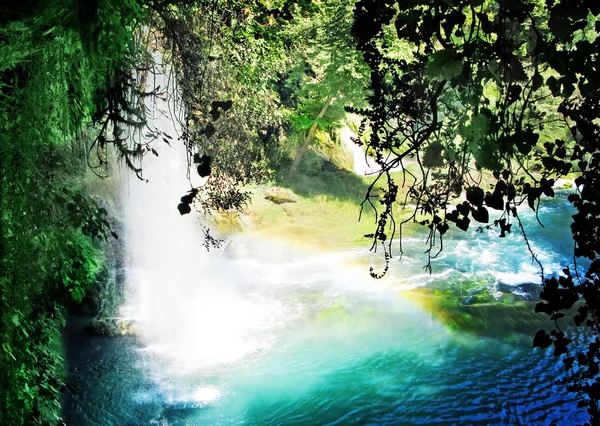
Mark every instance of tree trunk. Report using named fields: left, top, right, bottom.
left=287, top=96, right=335, bottom=180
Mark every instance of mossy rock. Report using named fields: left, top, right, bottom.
left=553, top=178, right=574, bottom=188
left=222, top=240, right=250, bottom=259
left=496, top=282, right=541, bottom=301
left=86, top=318, right=137, bottom=337
left=449, top=302, right=554, bottom=336
left=405, top=289, right=554, bottom=337
left=264, top=187, right=298, bottom=204
left=212, top=210, right=244, bottom=235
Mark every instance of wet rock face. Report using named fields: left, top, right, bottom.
left=459, top=284, right=541, bottom=305
left=85, top=318, right=137, bottom=337
left=496, top=282, right=542, bottom=301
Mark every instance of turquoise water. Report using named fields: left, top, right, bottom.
left=64, top=191, right=588, bottom=425
left=64, top=285, right=585, bottom=425
left=64, top=297, right=586, bottom=425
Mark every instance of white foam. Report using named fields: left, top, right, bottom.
left=191, top=386, right=221, bottom=404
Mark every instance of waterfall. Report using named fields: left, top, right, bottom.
left=340, top=126, right=405, bottom=175
left=119, top=64, right=286, bottom=374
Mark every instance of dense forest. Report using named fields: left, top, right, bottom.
left=1, top=0, right=599, bottom=424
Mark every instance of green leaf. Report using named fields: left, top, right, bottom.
left=485, top=192, right=504, bottom=210
left=455, top=216, right=470, bottom=231
left=461, top=113, right=489, bottom=146
left=424, top=50, right=463, bottom=81
left=422, top=142, right=445, bottom=168
left=466, top=186, right=484, bottom=207
left=532, top=72, right=543, bottom=91
left=437, top=222, right=449, bottom=236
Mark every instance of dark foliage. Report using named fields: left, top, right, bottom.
left=350, top=0, right=600, bottom=421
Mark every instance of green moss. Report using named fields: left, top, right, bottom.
left=225, top=184, right=377, bottom=250
left=406, top=289, right=554, bottom=337
left=213, top=129, right=426, bottom=250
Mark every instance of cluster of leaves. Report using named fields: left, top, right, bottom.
left=81, top=0, right=180, bottom=183
left=283, top=0, right=370, bottom=178
left=155, top=1, right=298, bottom=218
left=0, top=0, right=143, bottom=423
left=350, top=0, right=600, bottom=420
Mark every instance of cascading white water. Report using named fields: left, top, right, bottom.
left=116, top=66, right=309, bottom=413
left=340, top=126, right=406, bottom=175
left=119, top=64, right=289, bottom=373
